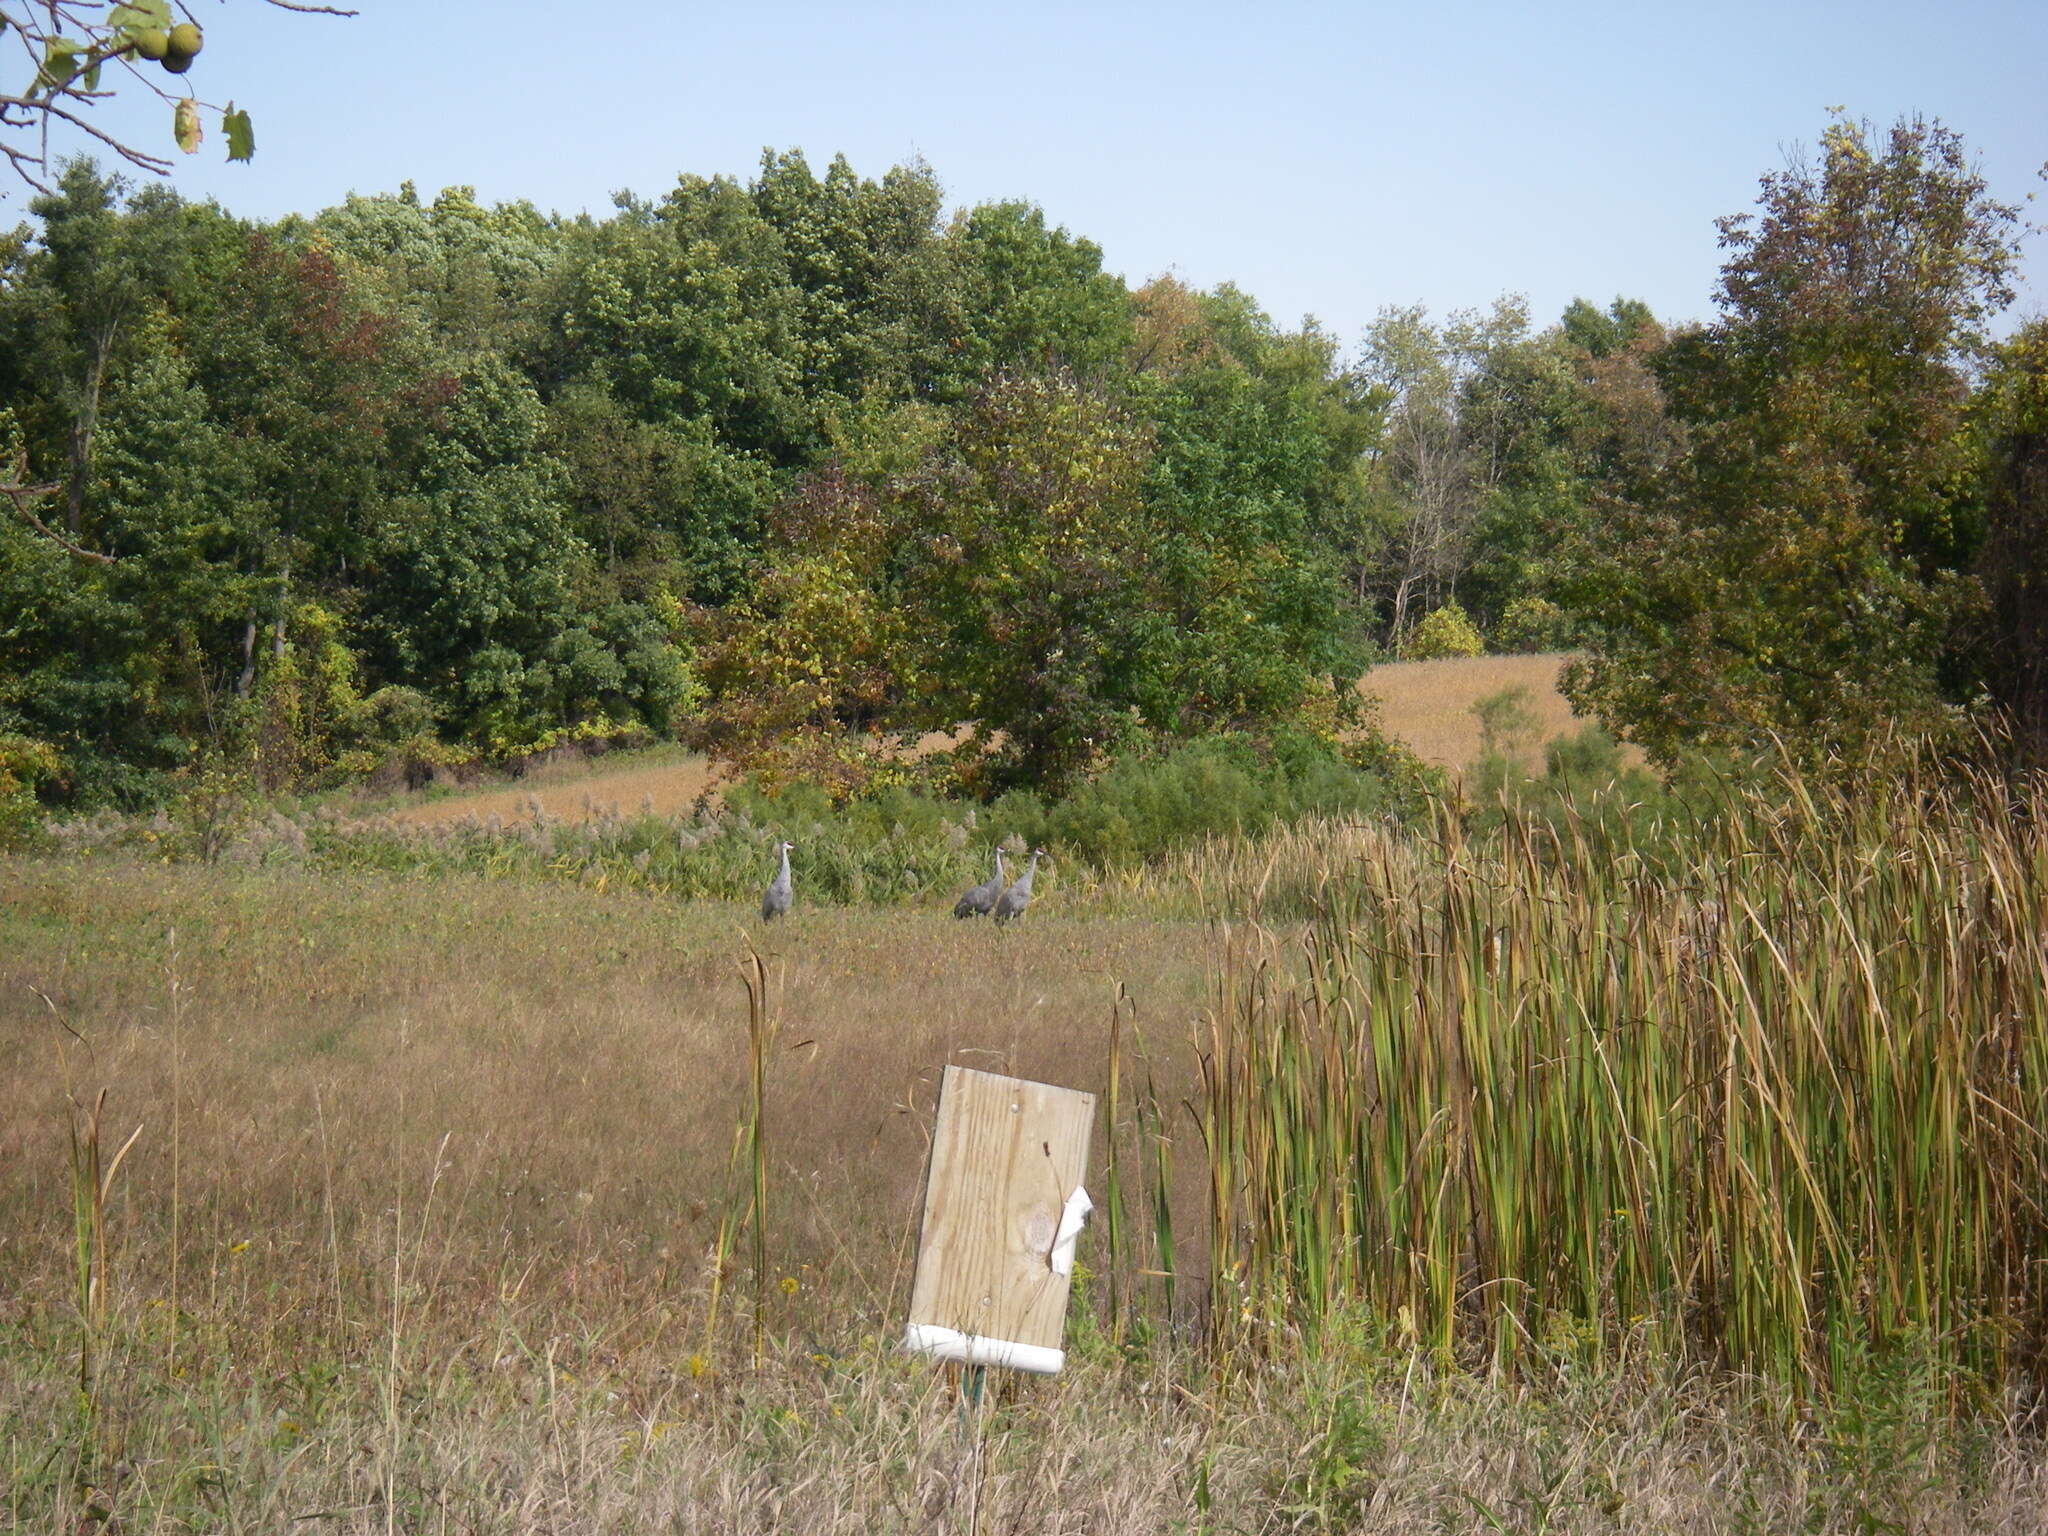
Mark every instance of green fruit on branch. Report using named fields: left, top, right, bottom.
left=161, top=47, right=194, bottom=73
left=167, top=22, right=202, bottom=57
left=133, top=28, right=170, bottom=60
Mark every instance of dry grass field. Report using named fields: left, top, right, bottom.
left=1357, top=652, right=1594, bottom=771
left=0, top=861, right=1243, bottom=1531
left=0, top=861, right=1211, bottom=1277
left=365, top=745, right=726, bottom=830
left=6, top=796, right=2047, bottom=1532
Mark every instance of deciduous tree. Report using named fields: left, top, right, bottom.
left=1354, top=297, right=1529, bottom=641
left=1564, top=114, right=2023, bottom=766
left=1970, top=319, right=2048, bottom=763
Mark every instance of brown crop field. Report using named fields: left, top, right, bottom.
left=1357, top=651, right=1597, bottom=771
left=364, top=744, right=726, bottom=830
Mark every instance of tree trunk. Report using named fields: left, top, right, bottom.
left=238, top=614, right=258, bottom=699
left=1391, top=574, right=1419, bottom=644
left=273, top=561, right=291, bottom=660
left=64, top=328, right=117, bottom=538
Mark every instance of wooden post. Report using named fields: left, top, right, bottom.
left=903, top=1066, right=1097, bottom=1375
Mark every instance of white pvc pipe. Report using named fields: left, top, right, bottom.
left=901, top=1324, right=1065, bottom=1375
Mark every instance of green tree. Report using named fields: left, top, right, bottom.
left=1354, top=297, right=1530, bottom=641
left=0, top=172, right=269, bottom=795
left=952, top=201, right=1132, bottom=380
left=308, top=182, right=561, bottom=360
left=181, top=231, right=433, bottom=702
left=750, top=149, right=972, bottom=409
left=1134, top=356, right=1363, bottom=725
left=704, top=376, right=1152, bottom=793
left=1559, top=296, right=1658, bottom=360
left=0, top=319, right=259, bottom=797
left=5, top=161, right=197, bottom=540
left=1969, top=319, right=2048, bottom=763
left=695, top=460, right=921, bottom=798
left=1564, top=114, right=2023, bottom=766
left=355, top=358, right=693, bottom=754
left=1131, top=277, right=1388, bottom=652
left=546, top=180, right=806, bottom=463
left=902, top=371, right=1163, bottom=786
left=710, top=369, right=1359, bottom=792
left=544, top=380, right=771, bottom=605
left=1459, top=296, right=1675, bottom=631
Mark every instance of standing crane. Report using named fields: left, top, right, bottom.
left=992, top=848, right=1045, bottom=925
left=760, top=840, right=795, bottom=921
left=953, top=847, right=1009, bottom=919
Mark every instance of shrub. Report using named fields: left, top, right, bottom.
left=297, top=735, right=1417, bottom=903
left=1401, top=602, right=1484, bottom=660
left=335, top=686, right=477, bottom=792
left=987, top=737, right=1396, bottom=868
left=1492, top=595, right=1577, bottom=653
left=241, top=604, right=380, bottom=791
left=1464, top=721, right=1721, bottom=869
left=0, top=733, right=60, bottom=849
left=166, top=764, right=259, bottom=864
left=1471, top=685, right=1541, bottom=763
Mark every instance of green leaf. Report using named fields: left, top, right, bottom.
left=173, top=97, right=201, bottom=154
left=39, top=38, right=83, bottom=89
left=223, top=105, right=255, bottom=164
left=82, top=59, right=102, bottom=92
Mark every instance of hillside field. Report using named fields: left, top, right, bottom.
left=1359, top=652, right=1591, bottom=770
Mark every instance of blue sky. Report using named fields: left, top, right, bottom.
left=15, top=0, right=2046, bottom=349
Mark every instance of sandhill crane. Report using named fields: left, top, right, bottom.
left=993, top=848, right=1044, bottom=925
left=761, top=840, right=795, bottom=921
left=953, top=848, right=1009, bottom=919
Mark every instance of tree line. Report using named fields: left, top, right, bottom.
left=1, top=113, right=2041, bottom=820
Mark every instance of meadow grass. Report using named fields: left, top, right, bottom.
left=4, top=766, right=2047, bottom=1531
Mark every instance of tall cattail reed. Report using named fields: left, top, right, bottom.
left=1196, top=764, right=2048, bottom=1401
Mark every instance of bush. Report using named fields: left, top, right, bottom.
left=167, top=764, right=259, bottom=864
left=1464, top=722, right=1721, bottom=869
left=1401, top=603, right=1484, bottom=660
left=0, top=733, right=60, bottom=849
left=988, top=737, right=1396, bottom=868
left=1492, top=595, right=1577, bottom=654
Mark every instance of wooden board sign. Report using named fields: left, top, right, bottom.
left=902, top=1065, right=1097, bottom=1375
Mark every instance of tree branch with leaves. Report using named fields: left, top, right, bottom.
left=1, top=0, right=352, bottom=193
